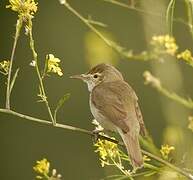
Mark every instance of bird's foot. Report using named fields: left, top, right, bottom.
left=92, top=129, right=104, bottom=143
left=92, top=129, right=114, bottom=143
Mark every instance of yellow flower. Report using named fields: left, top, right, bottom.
left=151, top=35, right=178, bottom=56
left=188, top=116, right=193, bottom=132
left=33, top=158, right=50, bottom=175
left=0, top=60, right=10, bottom=75
left=160, top=144, right=175, bottom=159
left=33, top=158, right=62, bottom=179
left=46, top=54, right=63, bottom=76
left=177, top=49, right=193, bottom=62
left=6, top=0, right=38, bottom=19
left=94, top=138, right=120, bottom=166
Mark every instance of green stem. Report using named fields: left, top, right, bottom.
left=6, top=18, right=23, bottom=109
left=158, top=86, right=193, bottom=109
left=28, top=20, right=55, bottom=125
left=141, top=150, right=193, bottom=179
left=111, top=158, right=133, bottom=179
left=0, top=108, right=192, bottom=179
left=166, top=0, right=176, bottom=35
left=62, top=1, right=131, bottom=59
left=102, top=0, right=190, bottom=31
left=63, top=2, right=116, bottom=50
left=185, top=0, right=193, bottom=39
left=103, top=0, right=162, bottom=17
left=144, top=71, right=193, bottom=109
left=0, top=71, right=8, bottom=76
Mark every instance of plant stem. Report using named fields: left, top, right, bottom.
left=144, top=71, right=193, bottom=109
left=28, top=20, right=55, bottom=125
left=142, top=150, right=193, bottom=179
left=6, top=18, right=23, bottom=109
left=185, top=0, right=193, bottom=39
left=0, top=108, right=192, bottom=179
left=0, top=71, right=8, bottom=76
left=62, top=2, right=115, bottom=50
left=102, top=0, right=191, bottom=31
left=111, top=157, right=133, bottom=179
left=166, top=0, right=176, bottom=35
left=62, top=1, right=133, bottom=60
left=103, top=0, right=162, bottom=17
left=158, top=86, right=193, bottom=109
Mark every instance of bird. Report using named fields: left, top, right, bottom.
left=70, top=63, right=146, bottom=168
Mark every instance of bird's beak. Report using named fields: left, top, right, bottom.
left=70, top=74, right=88, bottom=81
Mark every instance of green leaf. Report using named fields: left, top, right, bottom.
left=10, top=68, right=19, bottom=94
left=54, top=93, right=70, bottom=121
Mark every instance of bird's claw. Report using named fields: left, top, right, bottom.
left=92, top=129, right=103, bottom=143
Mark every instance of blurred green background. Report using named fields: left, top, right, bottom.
left=0, top=0, right=193, bottom=179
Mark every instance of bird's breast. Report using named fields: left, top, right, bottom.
left=89, top=95, right=116, bottom=131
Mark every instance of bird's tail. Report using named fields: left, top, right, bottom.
left=120, top=131, right=143, bottom=168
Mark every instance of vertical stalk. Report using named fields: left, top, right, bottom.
left=166, top=0, right=176, bottom=35
left=28, top=20, right=55, bottom=125
left=185, top=0, right=193, bottom=39
left=6, top=18, right=23, bottom=109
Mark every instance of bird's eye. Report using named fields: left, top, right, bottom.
left=93, top=74, right=98, bottom=79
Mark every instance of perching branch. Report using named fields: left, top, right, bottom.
left=0, top=108, right=192, bottom=179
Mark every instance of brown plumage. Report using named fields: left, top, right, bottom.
left=71, top=63, right=147, bottom=168
left=91, top=80, right=145, bottom=167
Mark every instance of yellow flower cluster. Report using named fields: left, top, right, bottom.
left=33, top=158, right=62, bottom=179
left=160, top=144, right=175, bottom=159
left=177, top=50, right=193, bottom=63
left=0, top=60, right=10, bottom=75
left=151, top=35, right=178, bottom=56
left=33, top=158, right=50, bottom=176
left=188, top=116, right=193, bottom=132
left=94, top=138, right=120, bottom=167
left=46, top=54, right=63, bottom=76
left=6, top=0, right=38, bottom=19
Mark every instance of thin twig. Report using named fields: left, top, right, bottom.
left=0, top=71, right=8, bottom=76
left=102, top=0, right=191, bottom=30
left=61, top=1, right=130, bottom=60
left=0, top=108, right=192, bottom=179
left=158, top=87, right=193, bottom=109
left=143, top=71, right=193, bottom=109
left=142, top=150, right=193, bottom=179
left=185, top=0, right=193, bottom=38
left=103, top=0, right=162, bottom=17
left=28, top=20, right=55, bottom=125
left=6, top=18, right=23, bottom=109
left=166, top=0, right=176, bottom=35
left=62, top=2, right=117, bottom=50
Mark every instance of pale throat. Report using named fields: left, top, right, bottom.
left=85, top=80, right=96, bottom=92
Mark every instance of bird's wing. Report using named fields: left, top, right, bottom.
left=131, top=90, right=147, bottom=136
left=91, top=81, right=140, bottom=133
left=135, top=100, right=147, bottom=136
